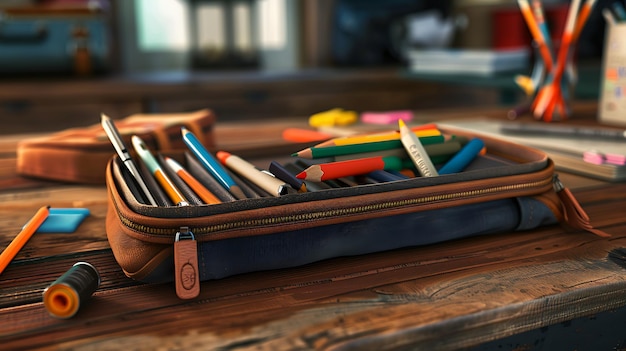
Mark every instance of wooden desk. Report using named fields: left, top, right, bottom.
left=1, top=106, right=625, bottom=350
left=0, top=68, right=500, bottom=135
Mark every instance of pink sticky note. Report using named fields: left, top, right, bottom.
left=583, top=151, right=605, bottom=165
left=605, top=153, right=626, bottom=165
left=361, top=110, right=413, bottom=125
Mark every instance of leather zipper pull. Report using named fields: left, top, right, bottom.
left=553, top=175, right=611, bottom=238
left=174, top=227, right=200, bottom=299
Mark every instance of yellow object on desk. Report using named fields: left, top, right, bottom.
left=309, top=108, right=358, bottom=127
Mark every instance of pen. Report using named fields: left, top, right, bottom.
left=132, top=135, right=189, bottom=206
left=101, top=113, right=157, bottom=206
left=182, top=127, right=247, bottom=200
left=0, top=205, right=50, bottom=275
left=164, top=157, right=221, bottom=205
left=217, top=151, right=289, bottom=197
left=500, top=122, right=626, bottom=140
left=399, top=120, right=438, bottom=177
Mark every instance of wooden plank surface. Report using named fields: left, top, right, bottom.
left=0, top=183, right=624, bottom=350
left=1, top=104, right=625, bottom=350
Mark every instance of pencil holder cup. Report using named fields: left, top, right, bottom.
left=517, top=0, right=594, bottom=122
left=599, top=22, right=626, bottom=126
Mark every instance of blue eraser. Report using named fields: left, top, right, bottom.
left=36, top=208, right=90, bottom=233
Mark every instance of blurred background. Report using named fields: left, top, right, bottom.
left=0, top=0, right=610, bottom=133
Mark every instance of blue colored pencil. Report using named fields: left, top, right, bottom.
left=181, top=127, right=246, bottom=200
left=438, top=138, right=485, bottom=175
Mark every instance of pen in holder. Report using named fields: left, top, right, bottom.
left=516, top=0, right=596, bottom=122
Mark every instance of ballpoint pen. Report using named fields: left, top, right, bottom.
left=131, top=135, right=189, bottom=206
left=101, top=113, right=157, bottom=206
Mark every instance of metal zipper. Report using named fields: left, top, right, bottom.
left=117, top=175, right=554, bottom=241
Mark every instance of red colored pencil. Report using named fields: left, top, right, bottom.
left=296, top=156, right=403, bottom=182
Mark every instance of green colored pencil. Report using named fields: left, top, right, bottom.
left=292, top=135, right=445, bottom=159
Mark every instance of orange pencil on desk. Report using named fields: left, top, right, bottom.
left=164, top=157, right=221, bottom=205
left=132, top=135, right=189, bottom=206
left=0, top=205, right=50, bottom=275
left=296, top=156, right=404, bottom=182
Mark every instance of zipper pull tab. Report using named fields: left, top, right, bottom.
left=174, top=227, right=200, bottom=299
left=553, top=175, right=611, bottom=238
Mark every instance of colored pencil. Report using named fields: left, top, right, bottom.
left=281, top=128, right=332, bottom=143
left=399, top=120, right=438, bottom=177
left=132, top=135, right=189, bottom=206
left=164, top=157, right=221, bottom=204
left=184, top=152, right=237, bottom=202
left=296, top=156, right=404, bottom=181
left=269, top=161, right=307, bottom=192
left=517, top=0, right=554, bottom=73
left=182, top=127, right=246, bottom=200
left=0, top=206, right=50, bottom=275
left=438, top=138, right=485, bottom=175
left=573, top=0, right=597, bottom=40
left=315, top=123, right=440, bottom=147
left=531, top=0, right=553, bottom=49
left=332, top=139, right=462, bottom=163
left=293, top=134, right=445, bottom=159
left=367, top=169, right=407, bottom=182
left=217, top=151, right=289, bottom=197
left=284, top=161, right=330, bottom=191
left=533, top=0, right=581, bottom=121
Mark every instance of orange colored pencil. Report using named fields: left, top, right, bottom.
left=0, top=205, right=50, bottom=275
left=573, top=0, right=597, bottom=41
left=296, top=156, right=404, bottom=181
left=517, top=0, right=553, bottom=73
left=165, top=157, right=221, bottom=205
left=533, top=0, right=581, bottom=121
left=132, top=135, right=188, bottom=206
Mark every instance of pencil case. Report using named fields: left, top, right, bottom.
left=104, top=126, right=607, bottom=299
left=17, top=109, right=216, bottom=184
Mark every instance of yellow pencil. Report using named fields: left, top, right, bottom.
left=316, top=123, right=441, bottom=147
left=0, top=205, right=50, bottom=275
left=399, top=120, right=438, bottom=177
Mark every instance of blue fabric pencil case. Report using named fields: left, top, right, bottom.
left=105, top=126, right=607, bottom=299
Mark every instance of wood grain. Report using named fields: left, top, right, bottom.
left=1, top=103, right=625, bottom=350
